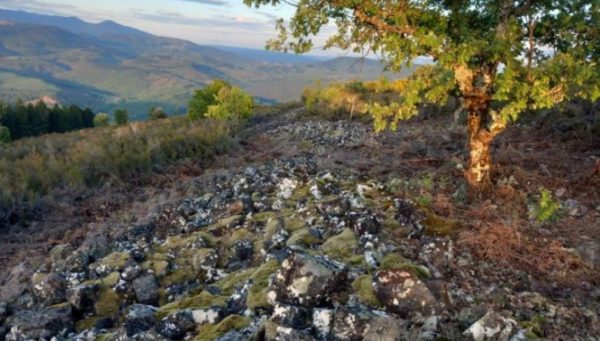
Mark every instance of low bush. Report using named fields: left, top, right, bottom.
left=301, top=77, right=408, bottom=121
left=188, top=80, right=231, bottom=120
left=206, top=86, right=254, bottom=121
left=93, top=113, right=110, bottom=127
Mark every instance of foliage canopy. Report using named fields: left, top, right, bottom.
left=114, top=108, right=129, bottom=125
left=206, top=86, right=254, bottom=121
left=188, top=80, right=231, bottom=120
left=94, top=113, right=111, bottom=127
left=245, top=0, right=599, bottom=195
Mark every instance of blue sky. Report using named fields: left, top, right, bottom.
left=0, top=0, right=343, bottom=54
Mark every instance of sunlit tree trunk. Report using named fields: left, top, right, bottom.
left=465, top=110, right=494, bottom=199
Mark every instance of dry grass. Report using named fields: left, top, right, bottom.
left=458, top=222, right=593, bottom=285
left=0, top=116, right=234, bottom=226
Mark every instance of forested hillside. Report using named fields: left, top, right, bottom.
left=0, top=10, right=411, bottom=120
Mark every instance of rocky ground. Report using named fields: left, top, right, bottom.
left=0, top=107, right=599, bottom=340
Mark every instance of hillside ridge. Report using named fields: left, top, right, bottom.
left=0, top=107, right=598, bottom=340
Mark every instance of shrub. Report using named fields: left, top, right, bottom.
left=531, top=188, right=562, bottom=223
left=302, top=82, right=369, bottom=120
left=188, top=80, right=230, bottom=120
left=149, top=107, right=168, bottom=120
left=114, top=109, right=129, bottom=125
left=94, top=113, right=111, bottom=127
left=0, top=125, right=10, bottom=144
left=206, top=86, right=254, bottom=121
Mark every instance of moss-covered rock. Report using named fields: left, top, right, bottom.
left=92, top=252, right=132, bottom=275
left=247, top=259, right=279, bottom=311
left=75, top=316, right=99, bottom=332
left=352, top=275, right=381, bottom=307
left=159, top=266, right=199, bottom=287
left=95, top=286, right=121, bottom=318
left=193, top=315, right=251, bottom=340
left=286, top=228, right=320, bottom=248
left=141, top=260, right=170, bottom=278
left=156, top=291, right=228, bottom=319
left=213, top=268, right=254, bottom=296
left=283, top=216, right=306, bottom=232
left=379, top=253, right=430, bottom=279
left=321, top=228, right=358, bottom=262
left=422, top=211, right=459, bottom=236
left=227, top=228, right=252, bottom=247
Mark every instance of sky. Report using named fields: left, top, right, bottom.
left=0, top=0, right=340, bottom=55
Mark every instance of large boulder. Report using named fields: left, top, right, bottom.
left=133, top=274, right=160, bottom=305
left=155, top=310, right=196, bottom=340
left=5, top=304, right=74, bottom=340
left=31, top=272, right=68, bottom=305
left=268, top=253, right=347, bottom=307
left=66, top=282, right=100, bottom=313
left=271, top=304, right=312, bottom=329
left=124, top=304, right=157, bottom=337
left=372, top=269, right=438, bottom=318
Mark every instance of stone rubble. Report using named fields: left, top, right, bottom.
left=0, top=118, right=596, bottom=340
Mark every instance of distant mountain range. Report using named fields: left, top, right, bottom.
left=0, top=9, right=415, bottom=119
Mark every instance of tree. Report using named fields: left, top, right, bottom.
left=82, top=108, right=95, bottom=128
left=0, top=125, right=9, bottom=144
left=188, top=79, right=231, bottom=120
left=0, top=125, right=10, bottom=144
left=94, top=113, right=111, bottom=127
left=149, top=106, right=168, bottom=120
left=30, top=102, right=49, bottom=136
left=245, top=0, right=599, bottom=198
left=114, top=109, right=129, bottom=125
left=206, top=86, right=254, bottom=121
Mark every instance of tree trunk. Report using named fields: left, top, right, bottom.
left=465, top=110, right=493, bottom=199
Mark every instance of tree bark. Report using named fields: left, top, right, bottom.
left=465, top=110, right=494, bottom=200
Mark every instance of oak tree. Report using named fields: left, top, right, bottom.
left=245, top=0, right=599, bottom=197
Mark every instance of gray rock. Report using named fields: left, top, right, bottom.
left=373, top=269, right=438, bottom=318
left=191, top=307, right=224, bottom=325
left=66, top=282, right=100, bottom=312
left=0, top=301, right=9, bottom=322
left=133, top=274, right=160, bottom=305
left=0, top=261, right=35, bottom=303
left=463, top=311, right=518, bottom=341
left=272, top=325, right=316, bottom=341
left=268, top=252, right=347, bottom=307
left=124, top=304, right=157, bottom=337
left=271, top=304, right=312, bottom=329
left=563, top=199, right=587, bottom=217
left=363, top=315, right=409, bottom=341
left=226, top=280, right=252, bottom=314
left=121, top=264, right=143, bottom=281
left=331, top=306, right=379, bottom=340
left=129, top=329, right=170, bottom=340
left=394, top=199, right=424, bottom=238
left=348, top=211, right=380, bottom=236
left=575, top=239, right=600, bottom=270
left=5, top=304, right=73, bottom=340
left=231, top=239, right=254, bottom=263
left=155, top=310, right=195, bottom=340
left=312, top=308, right=334, bottom=340
left=31, top=272, right=68, bottom=305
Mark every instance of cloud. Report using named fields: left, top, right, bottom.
left=0, top=0, right=79, bottom=15
left=132, top=9, right=272, bottom=32
left=177, top=0, right=228, bottom=6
